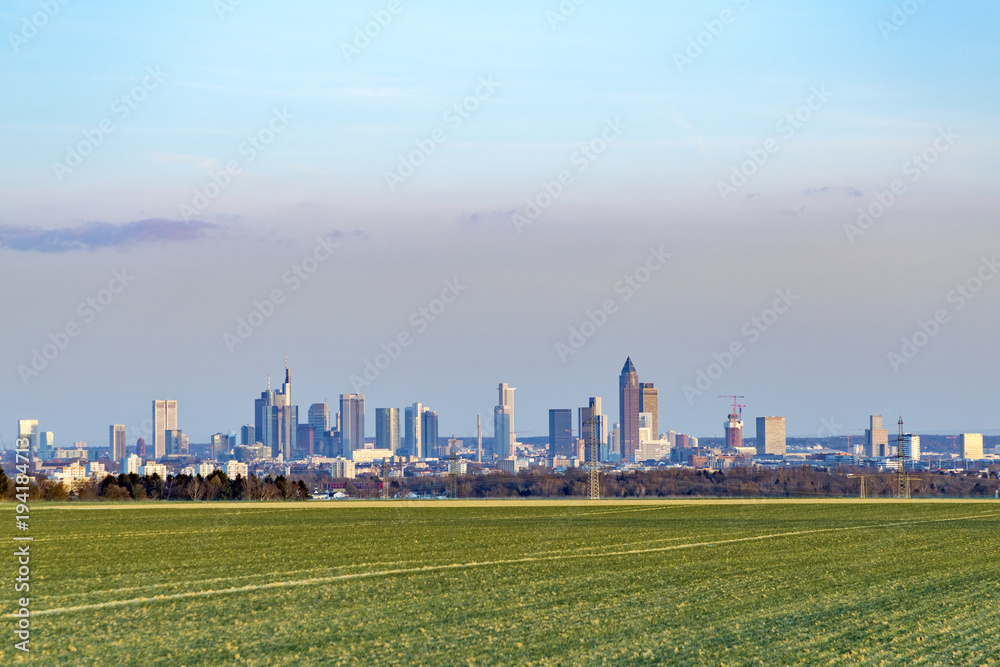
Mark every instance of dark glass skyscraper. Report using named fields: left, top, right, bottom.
left=376, top=407, right=400, bottom=453
left=548, top=409, right=573, bottom=458
left=619, top=357, right=640, bottom=463
left=421, top=409, right=439, bottom=457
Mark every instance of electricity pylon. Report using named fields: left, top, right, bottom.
left=448, top=437, right=459, bottom=499
left=895, top=417, right=910, bottom=499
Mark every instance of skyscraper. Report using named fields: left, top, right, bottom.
left=580, top=397, right=608, bottom=462
left=755, top=416, right=786, bottom=456
left=865, top=415, right=889, bottom=458
left=18, top=419, right=39, bottom=453
left=421, top=409, right=439, bottom=457
left=254, top=366, right=297, bottom=460
left=110, top=424, right=127, bottom=461
left=639, top=382, right=658, bottom=440
left=241, top=425, right=256, bottom=446
left=296, top=424, right=315, bottom=456
left=278, top=365, right=297, bottom=460
left=724, top=409, right=743, bottom=449
left=308, top=403, right=330, bottom=456
left=255, top=389, right=279, bottom=455
left=152, top=400, right=177, bottom=459
left=901, top=434, right=921, bottom=462
left=619, top=358, right=640, bottom=463
left=39, top=431, right=54, bottom=457
left=376, top=408, right=400, bottom=453
left=308, top=403, right=330, bottom=434
left=961, top=433, right=984, bottom=460
left=548, top=409, right=573, bottom=458
left=404, top=403, right=423, bottom=458
left=340, top=394, right=365, bottom=454
left=493, top=383, right=515, bottom=460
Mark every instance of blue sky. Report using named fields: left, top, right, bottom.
left=2, top=0, right=998, bottom=447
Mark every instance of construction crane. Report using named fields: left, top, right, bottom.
left=718, top=395, right=746, bottom=419
left=834, top=428, right=865, bottom=455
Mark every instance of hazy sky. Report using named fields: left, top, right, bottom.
left=2, top=0, right=998, bottom=448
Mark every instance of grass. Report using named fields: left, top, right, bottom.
left=5, top=499, right=1000, bottom=665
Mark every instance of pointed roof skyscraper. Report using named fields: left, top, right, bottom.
left=622, top=357, right=636, bottom=374
left=619, top=357, right=640, bottom=463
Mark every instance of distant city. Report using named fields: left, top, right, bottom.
left=9, top=356, right=999, bottom=490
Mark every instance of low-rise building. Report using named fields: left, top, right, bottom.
left=635, top=439, right=672, bottom=462
left=53, top=463, right=89, bottom=486
left=350, top=448, right=394, bottom=464
left=496, top=458, right=529, bottom=474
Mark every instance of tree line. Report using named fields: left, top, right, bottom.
left=0, top=468, right=310, bottom=501
left=379, top=466, right=1000, bottom=499
left=2, top=465, right=999, bottom=501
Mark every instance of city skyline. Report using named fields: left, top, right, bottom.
left=3, top=1, right=999, bottom=449
left=9, top=354, right=999, bottom=452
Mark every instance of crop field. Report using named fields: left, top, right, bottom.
left=5, top=500, right=1000, bottom=665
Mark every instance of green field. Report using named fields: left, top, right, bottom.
left=6, top=500, right=1000, bottom=665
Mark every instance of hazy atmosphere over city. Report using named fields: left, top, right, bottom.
left=3, top=0, right=998, bottom=447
